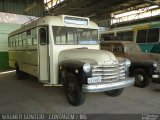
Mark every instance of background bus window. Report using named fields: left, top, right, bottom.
left=147, top=28, right=159, bottom=43
left=117, top=32, right=124, bottom=40
left=101, top=33, right=114, bottom=40
left=137, top=29, right=147, bottom=43
left=27, top=29, right=32, bottom=46
left=117, top=31, right=133, bottom=41
left=113, top=44, right=124, bottom=53
left=125, top=31, right=133, bottom=41
left=32, top=28, right=37, bottom=45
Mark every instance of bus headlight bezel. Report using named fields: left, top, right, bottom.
left=125, top=59, right=131, bottom=67
left=83, top=63, right=91, bottom=73
left=153, top=62, right=158, bottom=68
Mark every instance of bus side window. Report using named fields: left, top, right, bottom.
left=15, top=35, right=19, bottom=47
left=27, top=29, right=32, bottom=46
left=32, top=28, right=37, bottom=45
left=8, top=37, right=11, bottom=47
left=39, top=27, right=47, bottom=45
left=22, top=32, right=27, bottom=46
left=13, top=36, right=15, bottom=47
left=18, top=34, right=22, bottom=46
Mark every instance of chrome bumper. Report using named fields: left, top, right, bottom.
left=152, top=74, right=160, bottom=79
left=82, top=77, right=135, bottom=92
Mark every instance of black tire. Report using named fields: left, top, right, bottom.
left=16, top=68, right=23, bottom=80
left=152, top=78, right=160, bottom=84
left=16, top=66, right=28, bottom=80
left=105, top=88, right=124, bottom=97
left=134, top=69, right=150, bottom=88
left=64, top=73, right=85, bottom=106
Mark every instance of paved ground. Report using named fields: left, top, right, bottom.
left=0, top=70, right=160, bottom=114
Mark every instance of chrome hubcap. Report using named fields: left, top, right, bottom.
left=137, top=74, right=144, bottom=81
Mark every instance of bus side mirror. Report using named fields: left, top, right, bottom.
left=39, top=27, right=47, bottom=45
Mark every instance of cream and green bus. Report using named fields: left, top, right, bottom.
left=8, top=15, right=134, bottom=106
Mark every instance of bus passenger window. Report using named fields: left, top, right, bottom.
left=39, top=27, right=47, bottom=45
left=8, top=37, right=11, bottom=47
left=32, top=28, right=37, bottom=44
left=67, top=27, right=77, bottom=44
left=12, top=36, right=15, bottom=47
left=15, top=35, right=19, bottom=46
left=22, top=32, right=27, bottom=46
left=27, top=30, right=32, bottom=46
left=18, top=34, right=22, bottom=46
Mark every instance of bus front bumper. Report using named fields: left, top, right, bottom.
left=152, top=74, right=160, bottom=79
left=82, top=77, right=135, bottom=93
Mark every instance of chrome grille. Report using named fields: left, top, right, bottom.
left=92, top=63, right=126, bottom=82
left=158, top=63, right=160, bottom=72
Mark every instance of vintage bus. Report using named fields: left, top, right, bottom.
left=100, top=21, right=160, bottom=53
left=8, top=15, right=134, bottom=106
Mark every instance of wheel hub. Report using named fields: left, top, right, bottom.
left=137, top=74, right=144, bottom=81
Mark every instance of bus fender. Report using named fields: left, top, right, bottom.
left=59, top=59, right=94, bottom=86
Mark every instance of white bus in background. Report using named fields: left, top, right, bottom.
left=8, top=15, right=134, bottom=106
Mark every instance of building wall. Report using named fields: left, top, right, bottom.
left=0, top=0, right=44, bottom=17
left=0, top=23, right=21, bottom=69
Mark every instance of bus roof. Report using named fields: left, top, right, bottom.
left=9, top=15, right=98, bottom=36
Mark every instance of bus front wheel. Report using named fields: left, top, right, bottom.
left=16, top=68, right=23, bottom=80
left=15, top=64, right=28, bottom=80
left=64, top=73, right=85, bottom=106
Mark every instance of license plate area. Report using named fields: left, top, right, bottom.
left=87, top=76, right=102, bottom=84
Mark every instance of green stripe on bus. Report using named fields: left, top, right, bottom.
left=150, top=23, right=160, bottom=28
left=0, top=52, right=9, bottom=69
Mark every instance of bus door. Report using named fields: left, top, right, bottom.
left=38, top=27, right=49, bottom=82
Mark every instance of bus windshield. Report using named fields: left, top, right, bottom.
left=53, top=26, right=98, bottom=45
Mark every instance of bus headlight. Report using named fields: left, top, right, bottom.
left=153, top=62, right=158, bottom=68
left=125, top=59, right=131, bottom=67
left=83, top=63, right=91, bottom=73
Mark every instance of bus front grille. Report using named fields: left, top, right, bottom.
left=92, top=63, right=126, bottom=82
left=158, top=63, right=160, bottom=72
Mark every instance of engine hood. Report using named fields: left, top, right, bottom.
left=129, top=52, right=160, bottom=63
left=59, top=48, right=118, bottom=65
